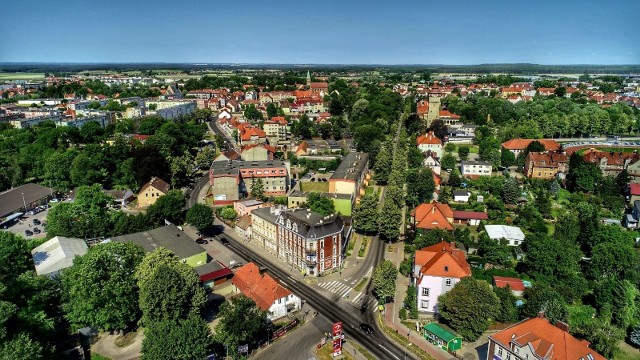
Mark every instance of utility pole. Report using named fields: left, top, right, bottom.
left=21, top=192, right=27, bottom=212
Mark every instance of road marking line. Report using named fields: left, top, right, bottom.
left=341, top=289, right=351, bottom=298
left=351, top=280, right=357, bottom=285
left=378, top=344, right=400, bottom=360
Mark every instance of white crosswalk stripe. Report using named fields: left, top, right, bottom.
left=318, top=280, right=353, bottom=297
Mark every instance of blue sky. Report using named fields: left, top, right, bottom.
left=1, top=0, right=638, bottom=64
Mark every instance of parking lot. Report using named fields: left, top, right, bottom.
left=181, top=224, right=245, bottom=269
left=3, top=206, right=50, bottom=240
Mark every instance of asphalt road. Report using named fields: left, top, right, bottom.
left=254, top=313, right=332, bottom=360
left=214, top=230, right=412, bottom=360
left=188, top=174, right=210, bottom=208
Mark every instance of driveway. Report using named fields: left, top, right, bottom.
left=91, top=331, right=143, bottom=360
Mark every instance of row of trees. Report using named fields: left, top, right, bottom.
left=443, top=94, right=640, bottom=138
left=0, top=111, right=208, bottom=193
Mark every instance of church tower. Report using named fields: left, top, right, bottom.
left=306, top=70, right=311, bottom=86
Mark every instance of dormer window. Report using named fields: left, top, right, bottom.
left=293, top=223, right=298, bottom=232
left=286, top=219, right=291, bottom=229
left=444, top=266, right=448, bottom=272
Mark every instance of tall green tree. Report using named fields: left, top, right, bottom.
left=353, top=193, right=379, bottom=234
left=135, top=248, right=206, bottom=324
left=142, top=316, right=214, bottom=360
left=146, top=190, right=186, bottom=224
left=373, top=141, right=392, bottom=185
left=195, top=146, right=217, bottom=169
left=186, top=203, right=214, bottom=232
left=372, top=260, right=398, bottom=303
left=494, top=286, right=519, bottom=323
left=438, top=278, right=500, bottom=341
left=61, top=242, right=146, bottom=331
left=0, top=332, right=48, bottom=360
left=521, top=285, right=568, bottom=325
left=378, top=198, right=401, bottom=240
left=214, top=296, right=268, bottom=359
left=501, top=177, right=520, bottom=204
left=250, top=178, right=265, bottom=200
left=304, top=192, right=335, bottom=216
left=440, top=153, right=456, bottom=170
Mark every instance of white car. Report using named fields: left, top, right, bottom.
left=49, top=198, right=60, bottom=203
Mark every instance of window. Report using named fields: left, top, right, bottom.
left=445, top=278, right=452, bottom=286
left=444, top=266, right=448, bottom=272
left=421, top=288, right=429, bottom=296
left=506, top=354, right=511, bottom=360
left=420, top=300, right=429, bottom=309
left=498, top=348, right=503, bottom=356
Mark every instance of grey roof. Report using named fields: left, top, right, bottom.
left=210, top=159, right=288, bottom=176
left=238, top=199, right=264, bottom=207
left=330, top=152, right=369, bottom=181
left=0, top=183, right=53, bottom=218
left=453, top=190, right=470, bottom=196
left=194, top=260, right=227, bottom=276
left=251, top=206, right=284, bottom=223
left=288, top=191, right=352, bottom=200
left=461, top=160, right=493, bottom=166
left=281, top=208, right=344, bottom=239
left=31, top=236, right=88, bottom=277
left=109, top=224, right=205, bottom=260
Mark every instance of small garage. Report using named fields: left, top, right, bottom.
left=196, top=261, right=233, bottom=289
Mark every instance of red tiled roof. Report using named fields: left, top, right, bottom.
left=439, top=109, right=460, bottom=119
left=240, top=127, right=267, bottom=141
left=417, top=131, right=443, bottom=146
left=417, top=100, right=429, bottom=114
left=582, top=148, right=639, bottom=166
left=490, top=317, right=606, bottom=360
left=415, top=241, right=471, bottom=278
left=412, top=202, right=453, bottom=231
left=501, top=139, right=561, bottom=151
left=199, top=261, right=233, bottom=283
left=493, top=276, right=525, bottom=291
left=630, top=183, right=640, bottom=196
left=232, top=262, right=292, bottom=311
left=453, top=211, right=488, bottom=220
left=526, top=152, right=567, bottom=167
left=310, top=82, right=329, bottom=89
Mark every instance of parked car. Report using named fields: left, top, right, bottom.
left=33, top=219, right=41, bottom=225
left=195, top=238, right=208, bottom=245
left=24, top=230, right=33, bottom=236
left=49, top=198, right=60, bottom=203
left=219, top=237, right=230, bottom=246
left=26, top=210, right=36, bottom=215
left=33, top=227, right=41, bottom=234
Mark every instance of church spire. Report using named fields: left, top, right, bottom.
left=306, top=70, right=311, bottom=86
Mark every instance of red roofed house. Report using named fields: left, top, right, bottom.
left=524, top=152, right=568, bottom=180
left=582, top=148, right=639, bottom=177
left=452, top=210, right=488, bottom=226
left=411, top=202, right=454, bottom=231
left=492, top=276, right=525, bottom=297
left=417, top=100, right=429, bottom=117
left=501, top=139, right=561, bottom=157
left=195, top=261, right=233, bottom=289
left=487, top=316, right=606, bottom=360
left=413, top=241, right=471, bottom=313
left=629, top=183, right=640, bottom=204
left=417, top=131, right=444, bottom=158
left=232, top=262, right=302, bottom=320
left=241, top=143, right=276, bottom=161
left=240, top=126, right=267, bottom=145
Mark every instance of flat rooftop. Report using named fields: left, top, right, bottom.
left=330, top=152, right=368, bottom=181
left=109, top=224, right=204, bottom=260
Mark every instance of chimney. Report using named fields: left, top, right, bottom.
left=537, top=311, right=545, bottom=319
left=556, top=321, right=569, bottom=332
left=432, top=206, right=435, bottom=214
left=442, top=246, right=445, bottom=253
left=450, top=242, right=456, bottom=249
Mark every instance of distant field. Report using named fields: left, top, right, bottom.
left=0, top=72, right=45, bottom=80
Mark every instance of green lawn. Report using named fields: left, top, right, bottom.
left=300, top=181, right=330, bottom=192
left=0, top=72, right=45, bottom=80
left=468, top=145, right=479, bottom=154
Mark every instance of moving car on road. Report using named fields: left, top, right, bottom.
left=359, top=323, right=374, bottom=335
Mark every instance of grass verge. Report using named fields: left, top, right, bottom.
left=376, top=315, right=435, bottom=360
left=354, top=277, right=369, bottom=292
left=358, top=236, right=369, bottom=257
left=315, top=342, right=355, bottom=360
left=352, top=342, right=376, bottom=360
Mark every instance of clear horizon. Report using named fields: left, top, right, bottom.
left=1, top=0, right=639, bottom=65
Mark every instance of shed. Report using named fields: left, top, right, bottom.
left=423, top=323, right=462, bottom=352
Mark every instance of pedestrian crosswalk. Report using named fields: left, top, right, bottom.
left=318, top=280, right=352, bottom=298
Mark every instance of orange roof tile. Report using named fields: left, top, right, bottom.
left=490, top=317, right=606, bottom=360
left=412, top=202, right=453, bottom=231
left=232, top=262, right=292, bottom=311
left=493, top=276, right=525, bottom=291
left=439, top=109, right=460, bottom=119
left=415, top=241, right=471, bottom=278
left=417, top=131, right=443, bottom=146
left=501, top=139, right=561, bottom=151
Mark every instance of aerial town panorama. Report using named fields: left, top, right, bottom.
left=1, top=1, right=640, bottom=360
